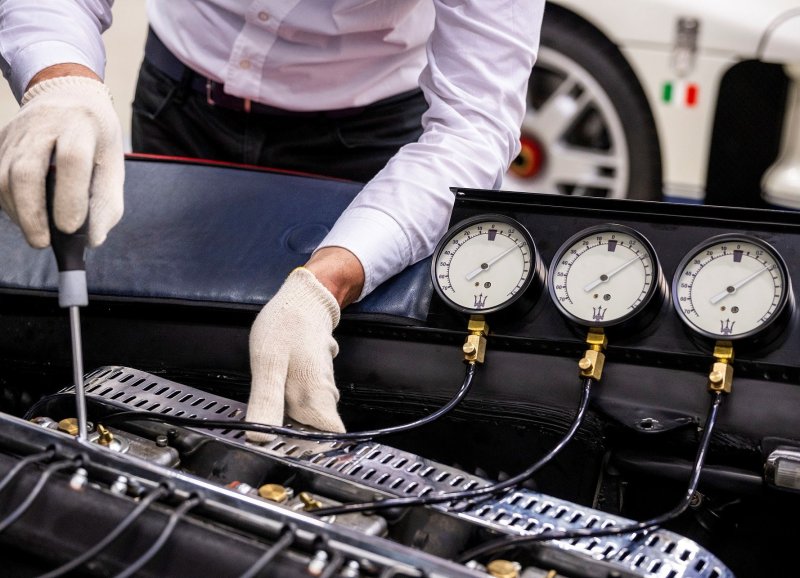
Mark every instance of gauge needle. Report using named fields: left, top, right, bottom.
left=465, top=245, right=518, bottom=281
left=583, top=256, right=639, bottom=292
left=709, top=265, right=772, bottom=304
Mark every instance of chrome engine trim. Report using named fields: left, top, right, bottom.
left=73, top=366, right=734, bottom=578
left=0, top=413, right=480, bottom=578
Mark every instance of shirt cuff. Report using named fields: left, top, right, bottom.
left=317, top=206, right=412, bottom=300
left=9, top=40, right=103, bottom=101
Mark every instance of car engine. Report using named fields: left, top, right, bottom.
left=1, top=158, right=799, bottom=577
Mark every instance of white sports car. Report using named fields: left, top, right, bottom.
left=504, top=0, right=800, bottom=208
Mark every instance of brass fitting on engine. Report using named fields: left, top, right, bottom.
left=298, top=491, right=323, bottom=511
left=96, top=424, right=115, bottom=446
left=578, top=327, right=607, bottom=381
left=708, top=341, right=734, bottom=394
left=259, top=483, right=289, bottom=503
left=57, top=417, right=79, bottom=436
left=462, top=315, right=489, bottom=364
left=486, top=559, right=521, bottom=578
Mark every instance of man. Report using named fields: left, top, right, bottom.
left=0, top=1, right=544, bottom=439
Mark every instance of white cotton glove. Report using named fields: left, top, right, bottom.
left=247, top=267, right=346, bottom=442
left=0, top=76, right=124, bottom=248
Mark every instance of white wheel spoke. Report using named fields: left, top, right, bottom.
left=554, top=146, right=618, bottom=174
left=570, top=175, right=618, bottom=193
left=533, top=86, right=591, bottom=144
left=541, top=145, right=623, bottom=196
left=506, top=47, right=630, bottom=199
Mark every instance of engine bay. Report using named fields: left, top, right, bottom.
left=2, top=158, right=800, bottom=577
left=1, top=367, right=733, bottom=578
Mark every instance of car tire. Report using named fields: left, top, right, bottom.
left=504, top=7, right=662, bottom=201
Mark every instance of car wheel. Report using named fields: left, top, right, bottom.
left=504, top=9, right=662, bottom=200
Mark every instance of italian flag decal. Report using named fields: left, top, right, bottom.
left=662, top=80, right=699, bottom=108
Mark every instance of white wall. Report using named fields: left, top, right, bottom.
left=0, top=1, right=148, bottom=151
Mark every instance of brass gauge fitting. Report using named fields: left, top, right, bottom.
left=708, top=341, right=734, bottom=394
left=462, top=315, right=489, bottom=364
left=578, top=327, right=607, bottom=381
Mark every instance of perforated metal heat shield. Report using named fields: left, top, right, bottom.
left=66, top=366, right=732, bottom=578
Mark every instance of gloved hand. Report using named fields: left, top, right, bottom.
left=0, top=76, right=124, bottom=248
left=246, top=267, right=346, bottom=442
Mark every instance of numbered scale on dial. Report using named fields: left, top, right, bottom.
left=431, top=215, right=545, bottom=316
left=548, top=225, right=666, bottom=328
left=673, top=234, right=793, bottom=341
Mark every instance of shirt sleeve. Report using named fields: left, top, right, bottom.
left=0, top=0, right=113, bottom=101
left=318, top=0, right=545, bottom=299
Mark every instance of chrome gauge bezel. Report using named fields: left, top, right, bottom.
left=431, top=214, right=543, bottom=316
left=547, top=224, right=665, bottom=329
left=671, top=233, right=793, bottom=342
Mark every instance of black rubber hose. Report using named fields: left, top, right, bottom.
left=457, top=391, right=724, bottom=563
left=112, top=495, right=202, bottom=578
left=313, top=377, right=593, bottom=517
left=0, top=449, right=55, bottom=494
left=37, top=485, right=171, bottom=578
left=0, top=458, right=81, bottom=534
left=100, top=363, right=477, bottom=441
left=318, top=550, right=345, bottom=578
left=237, top=527, right=295, bottom=578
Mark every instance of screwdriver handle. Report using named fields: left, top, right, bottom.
left=46, top=158, right=89, bottom=308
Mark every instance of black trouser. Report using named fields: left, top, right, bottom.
left=131, top=59, right=428, bottom=183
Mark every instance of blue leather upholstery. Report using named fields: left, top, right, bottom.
left=0, top=157, right=433, bottom=322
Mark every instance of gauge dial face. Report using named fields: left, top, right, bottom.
left=674, top=236, right=790, bottom=339
left=432, top=216, right=538, bottom=314
left=549, top=226, right=659, bottom=326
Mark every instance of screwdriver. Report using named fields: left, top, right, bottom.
left=46, top=158, right=90, bottom=441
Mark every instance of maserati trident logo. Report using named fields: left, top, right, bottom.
left=720, top=319, right=735, bottom=335
left=473, top=293, right=488, bottom=309
left=592, top=306, right=607, bottom=321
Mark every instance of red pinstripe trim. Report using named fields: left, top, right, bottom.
left=125, top=153, right=355, bottom=183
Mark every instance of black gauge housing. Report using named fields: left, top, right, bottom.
left=672, top=233, right=793, bottom=346
left=547, top=223, right=667, bottom=333
left=431, top=214, right=545, bottom=318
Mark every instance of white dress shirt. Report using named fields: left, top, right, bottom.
left=0, top=0, right=543, bottom=298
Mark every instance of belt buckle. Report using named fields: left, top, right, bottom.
left=206, top=79, right=216, bottom=106
left=207, top=78, right=251, bottom=113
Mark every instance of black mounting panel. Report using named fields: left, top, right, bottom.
left=439, top=187, right=800, bottom=364
left=394, top=187, right=800, bottom=444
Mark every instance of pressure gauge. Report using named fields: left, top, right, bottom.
left=673, top=234, right=792, bottom=341
left=431, top=215, right=544, bottom=315
left=548, top=225, right=665, bottom=328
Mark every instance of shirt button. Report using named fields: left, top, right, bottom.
left=240, top=59, right=252, bottom=70
left=258, top=11, right=270, bottom=22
